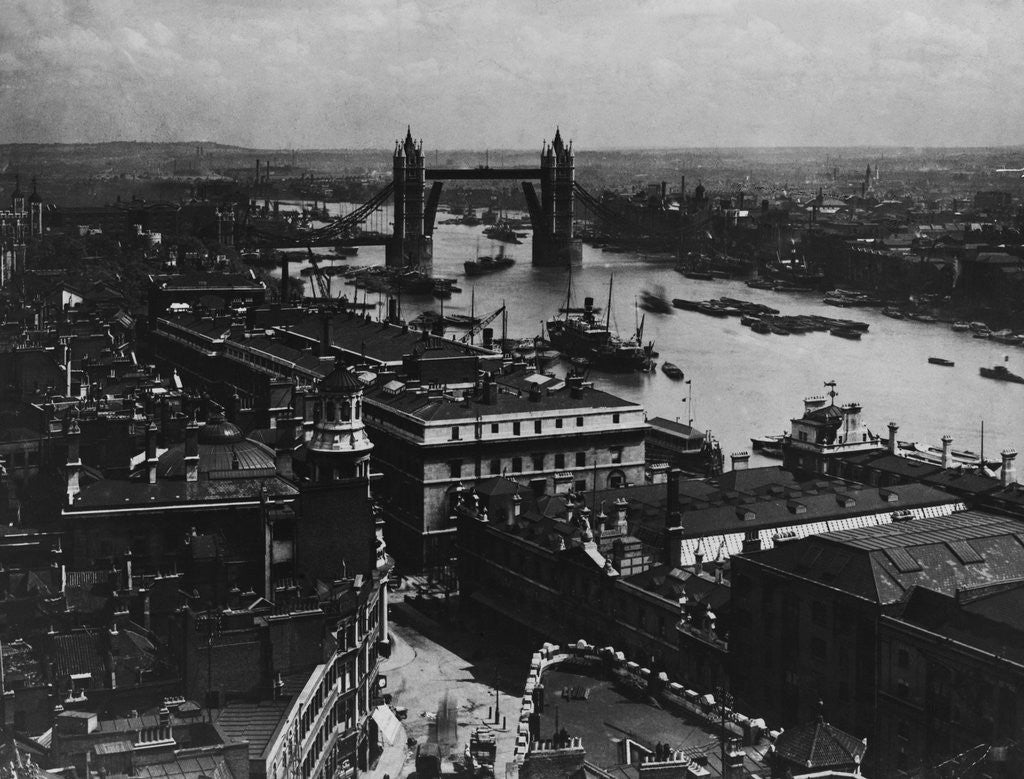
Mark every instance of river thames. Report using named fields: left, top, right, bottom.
left=283, top=205, right=1024, bottom=468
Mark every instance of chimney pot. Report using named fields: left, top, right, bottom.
left=1002, top=448, right=1018, bottom=487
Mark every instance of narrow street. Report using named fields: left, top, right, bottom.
left=370, top=582, right=535, bottom=778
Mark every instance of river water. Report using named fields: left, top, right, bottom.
left=278, top=202, right=1024, bottom=465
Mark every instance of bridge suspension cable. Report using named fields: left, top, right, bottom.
left=311, top=182, right=395, bottom=241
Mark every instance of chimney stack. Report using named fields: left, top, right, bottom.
left=146, top=422, right=159, bottom=484
left=319, top=314, right=332, bottom=356
left=941, top=434, right=953, bottom=469
left=693, top=541, right=705, bottom=576
left=1001, top=448, right=1018, bottom=486
left=667, top=468, right=680, bottom=519
left=483, top=375, right=498, bottom=405
left=887, top=421, right=899, bottom=454
left=730, top=451, right=750, bottom=471
left=66, top=416, right=82, bottom=505
left=613, top=497, right=628, bottom=534
left=666, top=524, right=685, bottom=568
left=184, top=416, right=200, bottom=483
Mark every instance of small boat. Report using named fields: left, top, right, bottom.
left=432, top=287, right=452, bottom=300
left=830, top=327, right=862, bottom=340
left=833, top=319, right=870, bottom=332
left=882, top=307, right=905, bottom=319
left=334, top=245, right=359, bottom=257
left=751, top=433, right=785, bottom=451
left=661, top=362, right=684, bottom=379
left=928, top=357, right=954, bottom=367
left=696, top=302, right=730, bottom=318
left=681, top=269, right=714, bottom=280
left=980, top=365, right=1024, bottom=384
left=770, top=323, right=790, bottom=336
left=672, top=298, right=702, bottom=311
left=973, top=329, right=992, bottom=339
left=746, top=279, right=775, bottom=290
left=951, top=321, right=971, bottom=332
left=751, top=320, right=771, bottom=334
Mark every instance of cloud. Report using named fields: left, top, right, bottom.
left=1, top=0, right=1024, bottom=147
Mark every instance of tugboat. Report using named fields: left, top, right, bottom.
left=928, top=357, right=954, bottom=367
left=483, top=220, right=522, bottom=244
left=546, top=275, right=649, bottom=373
left=464, top=245, right=515, bottom=276
left=980, top=363, right=1024, bottom=384
left=639, top=286, right=673, bottom=314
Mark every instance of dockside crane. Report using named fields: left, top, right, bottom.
left=305, top=247, right=332, bottom=301
left=460, top=304, right=506, bottom=345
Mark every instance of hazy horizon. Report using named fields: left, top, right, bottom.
left=3, top=0, right=1023, bottom=150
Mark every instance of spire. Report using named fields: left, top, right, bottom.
left=552, top=127, right=564, bottom=156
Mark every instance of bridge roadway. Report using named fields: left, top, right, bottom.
left=425, top=167, right=544, bottom=181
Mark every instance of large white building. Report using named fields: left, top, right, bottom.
left=363, top=369, right=647, bottom=570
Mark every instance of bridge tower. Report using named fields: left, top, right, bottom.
left=530, top=128, right=582, bottom=266
left=387, top=127, right=432, bottom=271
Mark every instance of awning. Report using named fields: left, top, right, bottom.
left=372, top=705, right=403, bottom=746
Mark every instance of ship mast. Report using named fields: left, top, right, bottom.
left=605, top=274, right=614, bottom=332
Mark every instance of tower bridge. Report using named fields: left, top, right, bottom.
left=388, top=126, right=580, bottom=269
left=300, top=127, right=673, bottom=266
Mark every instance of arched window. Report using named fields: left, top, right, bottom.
left=354, top=400, right=361, bottom=419
left=341, top=399, right=351, bottom=421
left=325, top=400, right=335, bottom=421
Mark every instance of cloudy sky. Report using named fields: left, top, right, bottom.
left=2, top=0, right=1023, bottom=149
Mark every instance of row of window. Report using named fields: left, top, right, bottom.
left=447, top=448, right=624, bottom=478
left=450, top=413, right=622, bottom=441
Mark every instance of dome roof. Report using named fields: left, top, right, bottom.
left=197, top=415, right=244, bottom=444
left=322, top=365, right=364, bottom=393
left=157, top=420, right=277, bottom=480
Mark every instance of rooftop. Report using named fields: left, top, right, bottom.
left=772, top=717, right=866, bottom=770
left=278, top=312, right=496, bottom=365
left=215, top=697, right=293, bottom=762
left=747, top=510, right=1024, bottom=604
left=366, top=371, right=640, bottom=422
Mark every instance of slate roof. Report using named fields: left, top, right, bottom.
left=647, top=417, right=703, bottom=441
left=134, top=754, right=234, bottom=779
left=322, top=364, right=364, bottom=392
left=750, top=510, right=1024, bottom=605
left=583, top=468, right=954, bottom=539
left=623, top=564, right=731, bottom=610
left=238, top=337, right=330, bottom=377
left=892, top=585, right=1024, bottom=666
left=67, top=476, right=297, bottom=513
left=773, top=718, right=866, bottom=769
left=215, top=698, right=292, bottom=762
left=281, top=313, right=493, bottom=364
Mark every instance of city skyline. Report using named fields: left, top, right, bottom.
left=3, top=0, right=1024, bottom=150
